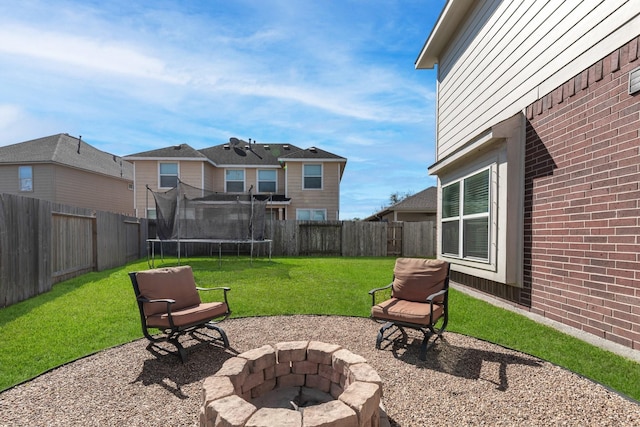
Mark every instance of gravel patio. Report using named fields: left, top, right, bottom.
left=1, top=315, right=639, bottom=426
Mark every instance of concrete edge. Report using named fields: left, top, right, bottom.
left=450, top=281, right=640, bottom=364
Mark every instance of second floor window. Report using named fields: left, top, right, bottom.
left=442, top=168, right=490, bottom=261
left=226, top=169, right=245, bottom=192
left=159, top=163, right=178, bottom=188
left=19, top=166, right=33, bottom=192
left=258, top=170, right=276, bottom=193
left=303, top=164, right=322, bottom=189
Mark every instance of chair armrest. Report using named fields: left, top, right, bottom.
left=425, top=288, right=447, bottom=302
left=196, top=286, right=231, bottom=292
left=426, top=288, right=448, bottom=324
left=196, top=286, right=231, bottom=308
left=138, top=297, right=176, bottom=305
left=368, top=283, right=392, bottom=306
left=137, top=297, right=178, bottom=328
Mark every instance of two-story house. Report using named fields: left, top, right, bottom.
left=417, top=1, right=640, bottom=352
left=124, top=138, right=347, bottom=221
left=0, top=133, right=134, bottom=215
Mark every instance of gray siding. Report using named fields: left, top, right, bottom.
left=437, top=0, right=640, bottom=158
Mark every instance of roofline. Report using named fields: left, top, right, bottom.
left=123, top=156, right=207, bottom=161
left=216, top=164, right=282, bottom=168
left=391, top=208, right=437, bottom=213
left=279, top=158, right=346, bottom=163
left=415, top=0, right=474, bottom=69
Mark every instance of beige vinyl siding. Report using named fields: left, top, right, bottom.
left=52, top=165, right=133, bottom=215
left=211, top=167, right=224, bottom=192
left=0, top=164, right=132, bottom=214
left=0, top=164, right=56, bottom=201
left=132, top=161, right=158, bottom=216
left=277, top=168, right=286, bottom=193
left=436, top=0, right=640, bottom=159
left=132, top=160, right=208, bottom=216
left=286, top=162, right=340, bottom=220
left=245, top=169, right=256, bottom=192
left=177, top=161, right=205, bottom=188
left=203, top=164, right=215, bottom=191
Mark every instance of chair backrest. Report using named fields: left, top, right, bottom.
left=134, top=265, right=202, bottom=316
left=391, top=258, right=450, bottom=303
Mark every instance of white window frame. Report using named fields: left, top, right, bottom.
left=158, top=162, right=179, bottom=189
left=257, top=169, right=277, bottom=193
left=225, top=169, right=245, bottom=193
left=441, top=167, right=492, bottom=263
left=296, top=208, right=326, bottom=221
left=18, top=165, right=33, bottom=192
left=146, top=208, right=157, bottom=219
left=303, top=164, right=323, bottom=190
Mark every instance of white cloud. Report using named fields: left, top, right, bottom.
left=0, top=25, right=187, bottom=84
left=0, top=105, right=22, bottom=129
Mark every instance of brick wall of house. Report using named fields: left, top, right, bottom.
left=524, top=36, right=640, bottom=350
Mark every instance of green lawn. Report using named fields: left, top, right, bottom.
left=1, top=256, right=639, bottom=402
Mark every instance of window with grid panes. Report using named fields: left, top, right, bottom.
left=442, top=168, right=490, bottom=261
left=303, top=164, right=322, bottom=189
left=226, top=169, right=245, bottom=192
left=257, top=169, right=276, bottom=193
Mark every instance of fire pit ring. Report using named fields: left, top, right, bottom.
left=201, top=341, right=388, bottom=427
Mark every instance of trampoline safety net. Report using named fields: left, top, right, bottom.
left=150, top=181, right=268, bottom=242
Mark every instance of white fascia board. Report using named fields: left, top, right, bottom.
left=428, top=128, right=496, bottom=175
left=124, top=156, right=206, bottom=162
left=279, top=158, right=346, bottom=163
left=221, top=164, right=280, bottom=168
left=416, top=0, right=475, bottom=69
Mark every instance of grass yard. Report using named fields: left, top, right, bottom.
left=1, top=256, right=639, bottom=402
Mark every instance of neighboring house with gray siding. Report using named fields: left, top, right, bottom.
left=0, top=133, right=134, bottom=215
left=365, top=187, right=437, bottom=222
left=418, top=0, right=640, bottom=352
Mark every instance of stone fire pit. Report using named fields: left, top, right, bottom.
left=200, top=341, right=388, bottom=427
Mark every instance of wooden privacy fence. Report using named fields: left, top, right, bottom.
left=265, top=220, right=436, bottom=258
left=0, top=192, right=435, bottom=308
left=0, top=193, right=148, bottom=307
left=146, top=220, right=436, bottom=258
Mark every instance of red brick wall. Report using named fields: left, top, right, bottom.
left=524, top=36, right=640, bottom=350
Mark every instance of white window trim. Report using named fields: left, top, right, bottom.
left=436, top=113, right=525, bottom=286
left=296, top=208, right=327, bottom=221
left=303, top=163, right=323, bottom=190
left=225, top=168, right=246, bottom=193
left=441, top=166, right=492, bottom=263
left=257, top=169, right=277, bottom=193
left=158, top=162, right=179, bottom=189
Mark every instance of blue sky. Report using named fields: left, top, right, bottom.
left=0, top=0, right=446, bottom=219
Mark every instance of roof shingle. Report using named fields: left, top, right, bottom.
left=0, top=133, right=133, bottom=180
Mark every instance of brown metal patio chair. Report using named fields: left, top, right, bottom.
left=369, top=258, right=450, bottom=360
left=129, top=265, right=231, bottom=362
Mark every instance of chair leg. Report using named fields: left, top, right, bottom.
left=419, top=331, right=435, bottom=361
left=205, top=323, right=230, bottom=348
left=376, top=322, right=395, bottom=349
left=168, top=338, right=188, bottom=363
